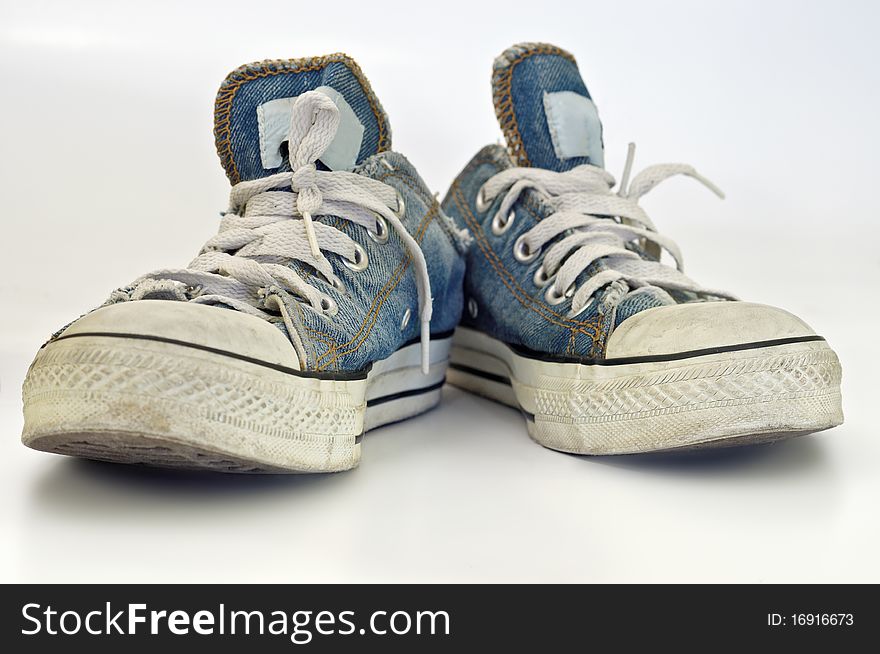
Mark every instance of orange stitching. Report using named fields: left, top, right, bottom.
left=444, top=156, right=589, bottom=320
left=293, top=301, right=339, bottom=360
left=316, top=202, right=436, bottom=367
left=492, top=44, right=578, bottom=167
left=315, top=203, right=438, bottom=370
left=451, top=182, right=600, bottom=342
left=244, top=167, right=436, bottom=372
left=308, top=170, right=437, bottom=362
left=214, top=54, right=391, bottom=184
left=566, top=329, right=577, bottom=356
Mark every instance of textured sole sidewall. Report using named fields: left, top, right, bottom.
left=22, top=337, right=366, bottom=473
left=449, top=328, right=844, bottom=454
left=526, top=392, right=843, bottom=454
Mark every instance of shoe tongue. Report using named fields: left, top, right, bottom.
left=492, top=43, right=604, bottom=171
left=213, top=54, right=392, bottom=184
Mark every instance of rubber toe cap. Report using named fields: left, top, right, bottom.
left=59, top=300, right=300, bottom=370
left=605, top=301, right=817, bottom=359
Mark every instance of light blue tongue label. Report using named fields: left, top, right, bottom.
left=542, top=90, right=604, bottom=167
left=256, top=86, right=365, bottom=172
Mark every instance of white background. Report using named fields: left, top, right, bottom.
left=1, top=0, right=878, bottom=582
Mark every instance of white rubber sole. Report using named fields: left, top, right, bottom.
left=447, top=327, right=843, bottom=455
left=21, top=333, right=451, bottom=473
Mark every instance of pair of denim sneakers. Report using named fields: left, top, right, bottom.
left=22, top=43, right=843, bottom=473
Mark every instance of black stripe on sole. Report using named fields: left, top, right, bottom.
left=509, top=334, right=827, bottom=367
left=366, top=378, right=446, bottom=408
left=450, top=334, right=827, bottom=422
left=451, top=336, right=827, bottom=379
left=449, top=363, right=534, bottom=421
left=50, top=331, right=454, bottom=382
left=449, top=363, right=511, bottom=386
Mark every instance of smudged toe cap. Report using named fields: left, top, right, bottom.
left=59, top=300, right=300, bottom=370
left=605, top=301, right=817, bottom=359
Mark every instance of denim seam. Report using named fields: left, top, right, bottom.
left=566, top=329, right=578, bottom=356
left=376, top=157, right=464, bottom=252
left=289, top=216, right=351, bottom=367
left=450, top=181, right=600, bottom=339
left=445, top=154, right=546, bottom=225
left=376, top=167, right=438, bottom=216
left=292, top=302, right=333, bottom=368
left=297, top=302, right=340, bottom=356
left=492, top=44, right=578, bottom=167
left=307, top=169, right=440, bottom=365
left=273, top=170, right=440, bottom=372
left=314, top=202, right=439, bottom=370
left=214, top=54, right=391, bottom=184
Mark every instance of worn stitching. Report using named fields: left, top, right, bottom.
left=214, top=54, right=391, bottom=184
left=492, top=44, right=578, bottom=167
left=451, top=181, right=600, bottom=340
left=288, top=219, right=346, bottom=364
left=446, top=153, right=544, bottom=223
left=315, top=203, right=438, bottom=370
left=297, top=302, right=339, bottom=352
left=256, top=169, right=437, bottom=372
left=290, top=301, right=338, bottom=367
left=307, top=169, right=437, bottom=362
left=566, top=329, right=577, bottom=356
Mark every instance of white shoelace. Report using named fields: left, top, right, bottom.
left=480, top=144, right=736, bottom=317
left=119, top=91, right=434, bottom=372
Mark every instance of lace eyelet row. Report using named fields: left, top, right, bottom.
left=478, top=184, right=560, bottom=305
left=320, top=190, right=406, bottom=317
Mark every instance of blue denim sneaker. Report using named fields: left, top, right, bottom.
left=22, top=54, right=468, bottom=473
left=442, top=42, right=843, bottom=454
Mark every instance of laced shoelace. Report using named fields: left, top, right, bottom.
left=479, top=143, right=736, bottom=317
left=117, top=90, right=434, bottom=372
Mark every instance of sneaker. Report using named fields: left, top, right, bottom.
left=442, top=42, right=843, bottom=454
left=22, top=54, right=468, bottom=473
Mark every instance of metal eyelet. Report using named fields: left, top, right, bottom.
left=513, top=234, right=540, bottom=263
left=533, top=265, right=554, bottom=288
left=343, top=243, right=369, bottom=272
left=545, top=282, right=575, bottom=306
left=475, top=185, right=492, bottom=213
left=394, top=190, right=406, bottom=219
left=329, top=276, right=346, bottom=292
left=319, top=295, right=338, bottom=317
left=491, top=210, right=515, bottom=236
left=400, top=308, right=411, bottom=331
left=315, top=271, right=346, bottom=294
left=467, top=297, right=478, bottom=319
left=367, top=214, right=389, bottom=244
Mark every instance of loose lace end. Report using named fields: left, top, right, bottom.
left=420, top=319, right=430, bottom=375
left=302, top=212, right=322, bottom=258
left=693, top=172, right=725, bottom=200
left=618, top=142, right=636, bottom=196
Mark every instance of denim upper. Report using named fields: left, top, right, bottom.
left=443, top=144, right=611, bottom=359
left=443, top=43, right=668, bottom=361
left=72, top=55, right=467, bottom=374
left=213, top=55, right=466, bottom=372
left=492, top=43, right=604, bottom=171
left=287, top=150, right=467, bottom=372
left=215, top=55, right=392, bottom=183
